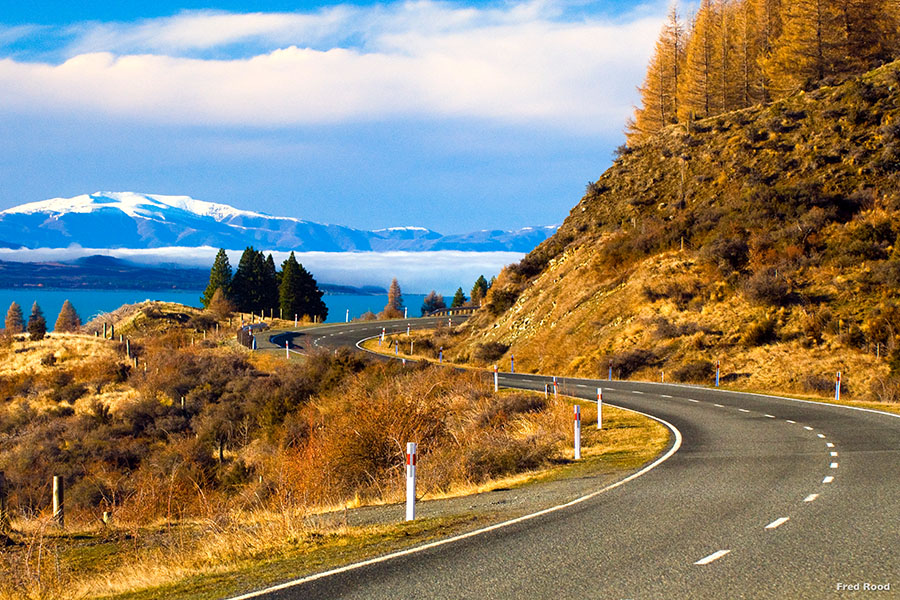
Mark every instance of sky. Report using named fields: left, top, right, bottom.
left=0, top=0, right=667, bottom=234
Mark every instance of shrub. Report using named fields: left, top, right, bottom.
left=744, top=269, right=790, bottom=306
left=472, top=342, right=509, bottom=363
left=803, top=374, right=834, bottom=394
left=607, top=349, right=658, bottom=379
left=672, top=361, right=715, bottom=383
left=741, top=317, right=777, bottom=346
left=651, top=317, right=701, bottom=340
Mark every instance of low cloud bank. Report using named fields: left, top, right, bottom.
left=0, top=246, right=523, bottom=292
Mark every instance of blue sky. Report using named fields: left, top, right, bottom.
left=0, top=1, right=667, bottom=234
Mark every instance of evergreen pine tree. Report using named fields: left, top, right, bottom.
left=5, top=302, right=24, bottom=334
left=296, top=260, right=328, bottom=321
left=470, top=275, right=489, bottom=305
left=420, top=291, right=446, bottom=316
left=451, top=287, right=467, bottom=308
left=54, top=300, right=81, bottom=333
left=201, top=249, right=232, bottom=308
left=382, top=278, right=404, bottom=319
left=27, top=302, right=46, bottom=341
left=264, top=254, right=279, bottom=314
left=231, top=247, right=269, bottom=314
left=279, top=252, right=302, bottom=319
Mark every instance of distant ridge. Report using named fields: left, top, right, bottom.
left=0, top=192, right=556, bottom=253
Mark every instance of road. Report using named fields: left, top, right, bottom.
left=246, top=318, right=900, bottom=599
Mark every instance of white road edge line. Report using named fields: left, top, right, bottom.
left=823, top=476, right=835, bottom=483
left=738, top=409, right=750, bottom=413
left=688, top=399, right=700, bottom=403
left=694, top=550, right=731, bottom=565
left=765, top=517, right=790, bottom=530
left=830, top=452, right=838, bottom=457
left=803, top=494, right=819, bottom=502
left=830, top=462, right=839, bottom=468
left=786, top=420, right=796, bottom=424
left=826, top=442, right=835, bottom=448
left=714, top=403, right=724, bottom=408
left=226, top=339, right=685, bottom=600
left=817, top=433, right=826, bottom=438
left=804, top=426, right=814, bottom=431
left=764, top=414, right=776, bottom=418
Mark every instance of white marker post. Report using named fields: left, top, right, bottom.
left=493, top=364, right=499, bottom=392
left=835, top=371, right=842, bottom=402
left=553, top=376, right=558, bottom=398
left=405, top=442, right=417, bottom=521
left=346, top=309, right=350, bottom=323
left=407, top=324, right=411, bottom=336
left=608, top=361, right=612, bottom=381
left=715, top=360, right=720, bottom=387
left=285, top=340, right=290, bottom=359
left=573, top=405, right=582, bottom=460
left=439, top=347, right=443, bottom=364
left=295, top=314, right=298, bottom=327
left=380, top=328, right=386, bottom=345
left=511, top=355, right=515, bottom=374
left=597, top=388, right=603, bottom=429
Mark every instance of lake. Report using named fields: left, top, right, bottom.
left=0, top=289, right=432, bottom=330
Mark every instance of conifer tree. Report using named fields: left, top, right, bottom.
left=451, top=287, right=467, bottom=308
left=26, top=302, right=46, bottom=341
left=231, top=247, right=269, bottom=314
left=832, top=0, right=896, bottom=74
left=201, top=249, right=232, bottom=308
left=207, top=288, right=234, bottom=320
left=5, top=302, right=24, bottom=334
left=629, top=4, right=686, bottom=141
left=54, top=300, right=81, bottom=333
left=382, top=278, right=404, bottom=319
left=420, top=290, right=446, bottom=316
left=752, top=0, right=783, bottom=102
left=280, top=253, right=327, bottom=322
left=264, top=254, right=279, bottom=315
left=762, top=0, right=842, bottom=97
left=470, top=275, right=490, bottom=305
left=680, top=0, right=722, bottom=121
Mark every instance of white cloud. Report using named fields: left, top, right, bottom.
left=0, top=246, right=523, bottom=292
left=0, top=1, right=664, bottom=131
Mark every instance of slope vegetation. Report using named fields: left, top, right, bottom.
left=453, top=60, right=900, bottom=403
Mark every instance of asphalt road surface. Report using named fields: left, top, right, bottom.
left=244, top=318, right=899, bottom=599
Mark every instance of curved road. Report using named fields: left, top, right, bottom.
left=247, top=318, right=899, bottom=599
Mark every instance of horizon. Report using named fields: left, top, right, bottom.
left=0, top=0, right=668, bottom=235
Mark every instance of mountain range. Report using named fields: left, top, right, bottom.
left=0, top=192, right=556, bottom=253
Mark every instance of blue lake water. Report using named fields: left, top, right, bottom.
left=0, top=289, right=432, bottom=330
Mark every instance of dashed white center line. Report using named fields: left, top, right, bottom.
left=632, top=391, right=644, bottom=394
left=764, top=414, right=776, bottom=418
left=803, top=493, right=820, bottom=502
left=817, top=433, right=826, bottom=438
left=786, top=420, right=796, bottom=424
left=804, top=426, right=814, bottom=431
left=823, top=476, right=835, bottom=484
left=830, top=462, right=839, bottom=468
left=765, top=517, right=790, bottom=530
left=661, top=394, right=672, bottom=398
left=826, top=442, right=835, bottom=448
left=830, top=452, right=838, bottom=457
left=714, top=403, right=724, bottom=408
left=688, top=399, right=700, bottom=403
left=738, top=409, right=750, bottom=413
left=694, top=550, right=731, bottom=565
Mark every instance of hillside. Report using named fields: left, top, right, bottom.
left=451, top=60, right=900, bottom=403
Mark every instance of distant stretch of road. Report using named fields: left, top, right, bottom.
left=247, top=318, right=899, bottom=599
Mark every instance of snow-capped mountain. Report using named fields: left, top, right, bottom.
left=0, top=192, right=556, bottom=253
